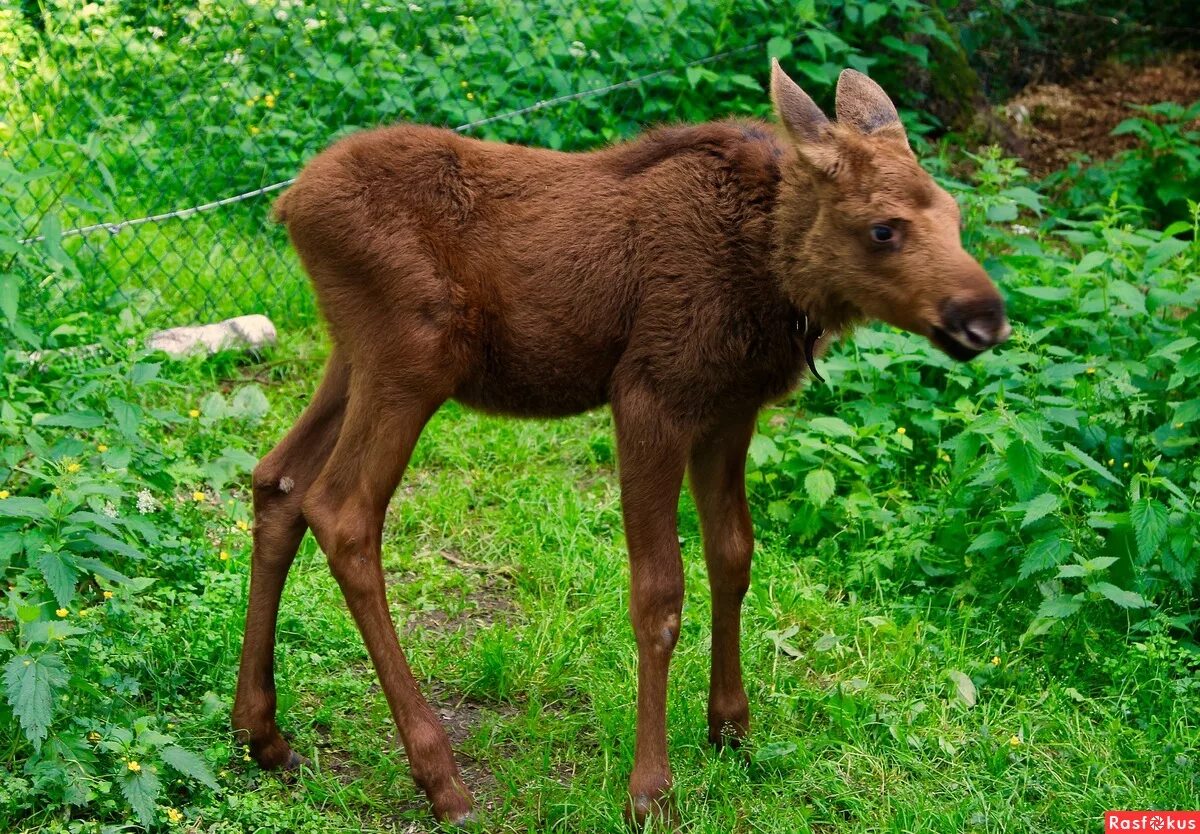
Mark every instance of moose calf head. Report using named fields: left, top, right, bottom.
left=771, top=60, right=1010, bottom=360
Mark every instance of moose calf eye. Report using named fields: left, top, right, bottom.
left=870, top=224, right=895, bottom=244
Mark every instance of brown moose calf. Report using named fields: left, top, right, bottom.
left=232, top=61, right=1010, bottom=825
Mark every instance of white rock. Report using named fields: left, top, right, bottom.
left=147, top=314, right=277, bottom=357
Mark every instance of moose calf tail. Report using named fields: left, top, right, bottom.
left=271, top=188, right=293, bottom=224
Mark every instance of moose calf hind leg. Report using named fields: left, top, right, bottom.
left=301, top=392, right=473, bottom=824
left=232, top=355, right=349, bottom=770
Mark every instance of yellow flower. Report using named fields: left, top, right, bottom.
left=66, top=462, right=81, bottom=473
left=104, top=590, right=114, bottom=600
left=991, top=656, right=1001, bottom=666
left=237, top=519, right=250, bottom=531
left=243, top=754, right=252, bottom=761
left=249, top=125, right=261, bottom=136
left=1086, top=367, right=1096, bottom=374
left=97, top=444, right=108, bottom=453
left=219, top=550, right=230, bottom=561
left=128, top=760, right=142, bottom=772
left=287, top=71, right=296, bottom=79
left=1122, top=462, right=1129, bottom=469
left=56, top=608, right=68, bottom=618
left=0, top=490, right=8, bottom=500
left=167, top=807, right=184, bottom=824
left=245, top=98, right=255, bottom=107
left=264, top=94, right=275, bottom=108
left=193, top=491, right=207, bottom=502
left=1107, top=458, right=1115, bottom=466
left=465, top=91, right=475, bottom=100
left=896, top=427, right=906, bottom=435
left=1007, top=735, right=1021, bottom=747
left=189, top=409, right=200, bottom=418
left=87, top=731, right=101, bottom=743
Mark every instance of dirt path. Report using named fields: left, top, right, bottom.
left=1004, top=51, right=1200, bottom=175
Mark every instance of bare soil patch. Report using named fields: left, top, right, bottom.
left=1005, top=51, right=1200, bottom=175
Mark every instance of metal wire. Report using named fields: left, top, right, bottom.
left=9, top=2, right=787, bottom=323
left=17, top=42, right=762, bottom=248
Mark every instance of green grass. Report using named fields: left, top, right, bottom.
left=150, top=327, right=1195, bottom=834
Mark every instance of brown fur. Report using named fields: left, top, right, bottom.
left=233, top=63, right=1008, bottom=826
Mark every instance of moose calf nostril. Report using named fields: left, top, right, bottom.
left=963, top=321, right=991, bottom=347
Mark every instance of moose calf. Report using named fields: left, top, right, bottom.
left=232, top=61, right=1010, bottom=825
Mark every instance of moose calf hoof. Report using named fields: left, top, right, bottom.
left=708, top=706, right=750, bottom=751
left=241, top=730, right=299, bottom=772
left=625, top=790, right=679, bottom=831
left=428, top=783, right=475, bottom=827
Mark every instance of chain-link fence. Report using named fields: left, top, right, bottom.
left=3, top=0, right=801, bottom=329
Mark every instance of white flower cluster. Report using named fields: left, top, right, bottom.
left=136, top=489, right=157, bottom=514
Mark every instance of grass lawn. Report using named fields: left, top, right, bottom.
left=166, top=327, right=1196, bottom=834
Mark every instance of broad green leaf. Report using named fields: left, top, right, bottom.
left=1019, top=534, right=1071, bottom=578
left=804, top=469, right=836, bottom=508
left=0, top=275, right=17, bottom=325
left=162, top=745, right=219, bottom=790
left=1015, top=286, right=1072, bottom=301
left=1006, top=439, right=1040, bottom=501
left=947, top=670, right=976, bottom=708
left=968, top=530, right=1008, bottom=553
left=110, top=399, right=141, bottom=439
left=37, top=551, right=80, bottom=608
left=1108, top=280, right=1146, bottom=313
left=130, top=362, right=161, bottom=386
left=1037, top=595, right=1081, bottom=619
left=1062, top=442, right=1121, bottom=485
left=986, top=202, right=1017, bottom=222
left=0, top=497, right=51, bottom=521
left=1020, top=493, right=1059, bottom=527
left=230, top=385, right=270, bottom=422
left=76, top=557, right=133, bottom=585
left=1092, top=582, right=1149, bottom=609
left=120, top=767, right=161, bottom=826
left=4, top=653, right=67, bottom=748
left=747, top=435, right=780, bottom=467
left=753, top=740, right=798, bottom=762
left=83, top=533, right=146, bottom=562
left=861, top=2, right=888, bottom=26
left=33, top=411, right=105, bottom=429
left=808, top=416, right=856, bottom=438
left=766, top=36, right=793, bottom=60
left=1075, top=251, right=1109, bottom=274
left=1129, top=499, right=1168, bottom=564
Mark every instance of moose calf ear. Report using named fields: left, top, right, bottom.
left=770, top=58, right=830, bottom=144
left=835, top=69, right=906, bottom=140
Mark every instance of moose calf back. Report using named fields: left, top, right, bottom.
left=276, top=121, right=806, bottom=424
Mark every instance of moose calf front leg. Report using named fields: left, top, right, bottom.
left=614, top=392, right=690, bottom=826
left=689, top=415, right=756, bottom=748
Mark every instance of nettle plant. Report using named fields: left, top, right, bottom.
left=0, top=220, right=269, bottom=824
left=755, top=146, right=1200, bottom=639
